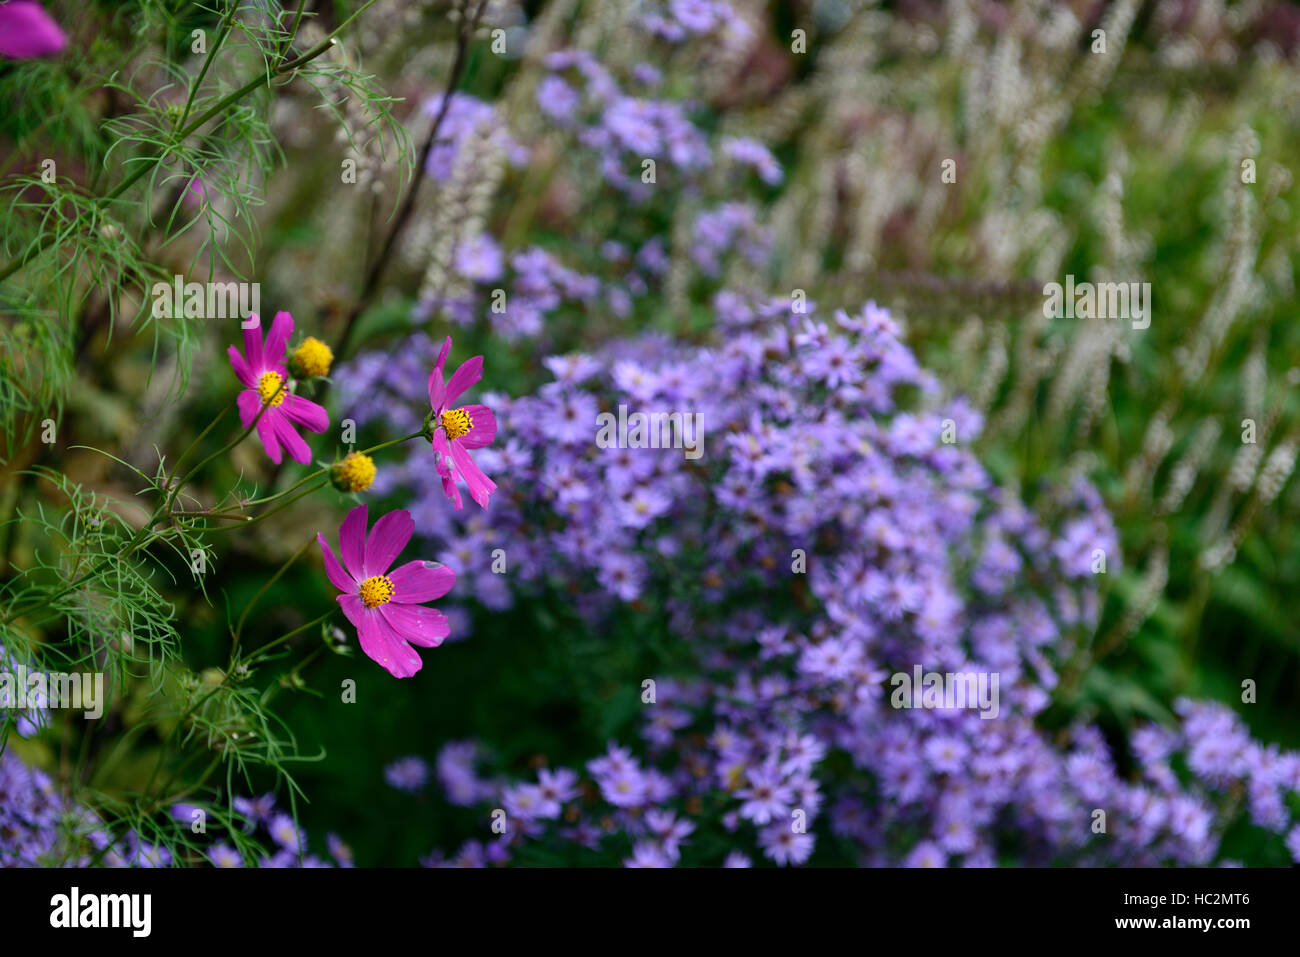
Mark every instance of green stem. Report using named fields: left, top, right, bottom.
left=207, top=429, right=423, bottom=515
left=232, top=535, right=316, bottom=656
left=281, top=0, right=309, bottom=59
left=155, top=754, right=223, bottom=807
left=170, top=399, right=235, bottom=478
left=88, top=720, right=153, bottom=788
left=142, top=682, right=225, bottom=797
left=200, top=477, right=329, bottom=535
left=176, top=7, right=237, bottom=133
left=249, top=613, right=334, bottom=666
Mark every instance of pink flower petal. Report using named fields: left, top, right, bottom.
left=271, top=411, right=312, bottom=465
left=427, top=336, right=452, bottom=412
left=242, top=314, right=264, bottom=371
left=255, top=408, right=282, bottom=464
left=354, top=601, right=423, bottom=678
left=317, top=534, right=357, bottom=593
left=236, top=389, right=262, bottom=429
left=0, top=2, right=66, bottom=60
left=457, top=403, right=497, bottom=449
left=444, top=355, right=484, bottom=408
left=337, top=593, right=367, bottom=631
left=379, top=602, right=449, bottom=648
left=364, top=509, right=413, bottom=577
left=338, top=505, right=368, bottom=581
left=388, top=560, right=455, bottom=603
left=450, top=440, right=496, bottom=509
left=264, top=311, right=294, bottom=367
left=431, top=431, right=463, bottom=509
left=440, top=471, right=463, bottom=509
left=185, top=175, right=210, bottom=208
left=227, top=344, right=257, bottom=389
left=281, top=393, right=329, bottom=433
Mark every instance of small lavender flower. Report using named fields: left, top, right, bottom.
left=384, top=755, right=431, bottom=793
left=624, top=841, right=673, bottom=867
left=209, top=843, right=243, bottom=868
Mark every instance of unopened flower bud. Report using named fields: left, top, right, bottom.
left=331, top=452, right=376, bottom=493
left=288, top=336, right=333, bottom=379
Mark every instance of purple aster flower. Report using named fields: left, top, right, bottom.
left=758, top=822, right=815, bottom=866
left=384, top=755, right=431, bottom=793
left=268, top=814, right=302, bottom=854
left=624, top=841, right=673, bottom=867
left=208, top=843, right=243, bottom=868
left=233, top=793, right=277, bottom=829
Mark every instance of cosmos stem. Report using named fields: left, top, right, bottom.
left=250, top=618, right=333, bottom=672
left=215, top=430, right=425, bottom=514
left=232, top=536, right=318, bottom=654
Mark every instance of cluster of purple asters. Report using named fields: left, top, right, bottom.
left=1, top=715, right=351, bottom=866
left=0, top=750, right=172, bottom=866
left=637, top=0, right=752, bottom=47
left=352, top=291, right=1300, bottom=866
left=413, top=238, right=609, bottom=342
left=536, top=48, right=711, bottom=200
left=690, top=202, right=773, bottom=277
left=184, top=793, right=353, bottom=868
left=722, top=137, right=784, bottom=187
left=421, top=92, right=529, bottom=183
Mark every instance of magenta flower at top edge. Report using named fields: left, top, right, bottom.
left=424, top=336, right=497, bottom=510
left=317, top=504, right=454, bottom=678
left=227, top=311, right=329, bottom=465
left=0, top=2, right=66, bottom=59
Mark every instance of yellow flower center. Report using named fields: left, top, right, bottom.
left=289, top=337, right=333, bottom=379
left=332, top=452, right=377, bottom=493
left=257, top=371, right=287, bottom=407
left=442, top=407, right=473, bottom=441
left=358, top=575, right=395, bottom=608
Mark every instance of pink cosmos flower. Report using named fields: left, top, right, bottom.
left=425, top=336, right=497, bottom=509
left=185, top=174, right=212, bottom=208
left=0, top=2, right=66, bottom=59
left=317, top=504, right=454, bottom=678
left=227, top=311, right=329, bottom=465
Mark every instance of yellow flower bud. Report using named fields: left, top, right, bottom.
left=331, top=452, right=376, bottom=493
left=288, top=336, right=333, bottom=379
